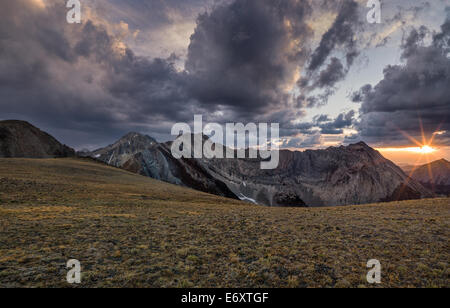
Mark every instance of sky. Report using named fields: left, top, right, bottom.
left=0, top=0, right=449, bottom=164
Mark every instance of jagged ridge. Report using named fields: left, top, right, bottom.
left=88, top=133, right=431, bottom=207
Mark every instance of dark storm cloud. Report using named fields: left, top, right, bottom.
left=350, top=84, right=372, bottom=103
left=279, top=123, right=316, bottom=139
left=278, top=110, right=355, bottom=140
left=185, top=0, right=313, bottom=112
left=298, top=0, right=361, bottom=107
left=307, top=0, right=359, bottom=72
left=282, top=133, right=322, bottom=148
left=314, top=57, right=346, bottom=89
left=318, top=110, right=355, bottom=135
left=353, top=14, right=450, bottom=146
left=185, top=0, right=365, bottom=119
left=401, top=25, right=429, bottom=58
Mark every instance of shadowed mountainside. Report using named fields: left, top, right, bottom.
left=406, top=159, right=450, bottom=196
left=0, top=120, right=74, bottom=158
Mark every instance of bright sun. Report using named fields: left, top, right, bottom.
left=376, top=128, right=444, bottom=166
left=413, top=145, right=436, bottom=154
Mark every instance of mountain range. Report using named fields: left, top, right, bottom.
left=0, top=120, right=437, bottom=207
left=85, top=129, right=432, bottom=207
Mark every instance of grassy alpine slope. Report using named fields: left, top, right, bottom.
left=0, top=158, right=448, bottom=288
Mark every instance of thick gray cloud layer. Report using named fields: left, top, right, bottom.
left=0, top=0, right=365, bottom=148
left=0, top=0, right=194, bottom=146
left=185, top=0, right=312, bottom=112
left=0, top=0, right=443, bottom=150
left=352, top=14, right=450, bottom=146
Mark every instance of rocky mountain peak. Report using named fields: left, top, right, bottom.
left=343, top=141, right=375, bottom=153
left=117, top=132, right=156, bottom=145
left=90, top=132, right=158, bottom=166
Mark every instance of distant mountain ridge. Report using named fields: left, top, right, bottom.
left=0, top=120, right=75, bottom=158
left=407, top=159, right=450, bottom=196
left=87, top=132, right=431, bottom=207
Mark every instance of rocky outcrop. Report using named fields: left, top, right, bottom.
left=89, top=133, right=431, bottom=207
left=0, top=120, right=75, bottom=158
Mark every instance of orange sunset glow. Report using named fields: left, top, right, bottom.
left=377, top=146, right=450, bottom=165
left=378, top=145, right=437, bottom=154
left=376, top=127, right=450, bottom=165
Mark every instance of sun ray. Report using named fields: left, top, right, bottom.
left=418, top=116, right=427, bottom=147
left=403, top=153, right=428, bottom=197
left=396, top=128, right=423, bottom=147
left=425, top=150, right=435, bottom=195
left=380, top=116, right=445, bottom=198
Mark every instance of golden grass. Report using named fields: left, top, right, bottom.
left=0, top=158, right=448, bottom=288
